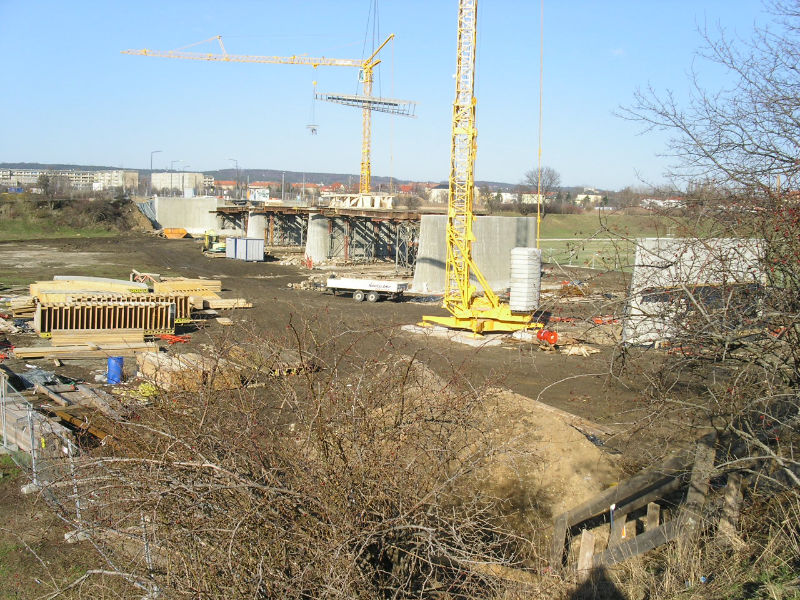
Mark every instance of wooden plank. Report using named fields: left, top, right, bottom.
left=576, top=530, right=595, bottom=581
left=551, top=515, right=569, bottom=569
left=681, top=434, right=717, bottom=538
left=646, top=502, right=660, bottom=532
left=555, top=451, right=693, bottom=528
left=51, top=329, right=145, bottom=346
left=718, top=473, right=742, bottom=537
left=204, top=298, right=252, bottom=309
left=609, top=513, right=628, bottom=547
left=594, top=518, right=683, bottom=567
left=13, top=342, right=157, bottom=360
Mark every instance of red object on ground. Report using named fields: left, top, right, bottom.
left=545, top=331, right=559, bottom=345
left=157, top=334, right=191, bottom=345
left=592, top=315, right=620, bottom=325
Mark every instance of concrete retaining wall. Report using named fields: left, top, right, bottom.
left=153, top=196, right=243, bottom=237
left=412, top=215, right=538, bottom=293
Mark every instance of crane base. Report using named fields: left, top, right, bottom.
left=419, top=313, right=543, bottom=336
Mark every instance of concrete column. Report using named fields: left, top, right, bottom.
left=246, top=213, right=266, bottom=239
left=305, top=213, right=330, bottom=264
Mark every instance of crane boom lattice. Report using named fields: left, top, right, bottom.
left=122, top=34, right=414, bottom=195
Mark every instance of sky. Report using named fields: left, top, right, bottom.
left=0, top=1, right=771, bottom=190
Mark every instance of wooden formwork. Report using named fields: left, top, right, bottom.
left=35, top=301, right=176, bottom=336
left=36, top=293, right=191, bottom=323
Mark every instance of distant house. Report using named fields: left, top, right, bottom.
left=642, top=197, right=684, bottom=209
left=575, top=193, right=603, bottom=206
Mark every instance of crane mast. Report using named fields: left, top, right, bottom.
left=421, top=0, right=539, bottom=335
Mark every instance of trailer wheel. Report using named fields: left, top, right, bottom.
left=353, top=290, right=366, bottom=302
left=366, top=291, right=380, bottom=303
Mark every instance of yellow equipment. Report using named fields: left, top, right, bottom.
left=122, top=36, right=414, bottom=195
left=422, top=0, right=540, bottom=335
left=202, top=230, right=225, bottom=253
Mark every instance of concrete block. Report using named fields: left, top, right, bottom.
left=21, top=482, right=41, bottom=495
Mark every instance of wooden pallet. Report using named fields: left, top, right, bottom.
left=552, top=433, right=719, bottom=576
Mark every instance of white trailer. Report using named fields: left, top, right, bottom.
left=326, top=277, right=409, bottom=302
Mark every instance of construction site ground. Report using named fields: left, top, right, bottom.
left=0, top=233, right=640, bottom=432
left=0, top=233, right=661, bottom=595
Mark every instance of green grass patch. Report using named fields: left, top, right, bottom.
left=539, top=213, right=676, bottom=239
left=0, top=219, right=116, bottom=241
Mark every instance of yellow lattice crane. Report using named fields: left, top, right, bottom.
left=122, top=35, right=415, bottom=195
left=421, top=0, right=540, bottom=335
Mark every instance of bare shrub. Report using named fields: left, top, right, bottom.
left=41, top=322, right=548, bottom=598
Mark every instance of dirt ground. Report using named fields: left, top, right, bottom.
left=0, top=233, right=643, bottom=433
left=0, top=233, right=664, bottom=595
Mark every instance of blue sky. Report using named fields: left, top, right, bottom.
left=0, top=1, right=769, bottom=189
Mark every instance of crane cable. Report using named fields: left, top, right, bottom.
left=536, top=0, right=544, bottom=249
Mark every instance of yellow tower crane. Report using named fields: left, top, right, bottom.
left=122, top=35, right=415, bottom=195
left=421, top=0, right=541, bottom=335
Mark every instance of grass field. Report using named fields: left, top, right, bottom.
left=537, top=213, right=678, bottom=270
left=0, top=219, right=115, bottom=241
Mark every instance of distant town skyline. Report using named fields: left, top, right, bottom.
left=0, top=1, right=770, bottom=190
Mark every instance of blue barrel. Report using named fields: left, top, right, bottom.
left=107, top=356, right=124, bottom=384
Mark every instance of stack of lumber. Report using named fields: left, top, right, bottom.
left=0, top=317, right=18, bottom=334
left=50, top=329, right=145, bottom=347
left=9, top=296, right=35, bottom=318
left=31, top=276, right=149, bottom=296
left=0, top=389, right=72, bottom=453
left=137, top=351, right=242, bottom=391
left=13, top=342, right=157, bottom=360
left=158, top=277, right=223, bottom=293
left=153, top=278, right=251, bottom=311
left=29, top=277, right=180, bottom=336
left=34, top=383, right=124, bottom=424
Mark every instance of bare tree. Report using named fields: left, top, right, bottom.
left=523, top=166, right=561, bottom=202
left=610, top=3, right=800, bottom=593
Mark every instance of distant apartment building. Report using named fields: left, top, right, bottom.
left=151, top=172, right=204, bottom=195
left=0, top=168, right=138, bottom=191
left=93, top=170, right=138, bottom=191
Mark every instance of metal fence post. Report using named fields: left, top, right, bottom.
left=68, top=440, right=82, bottom=524
left=28, top=405, right=38, bottom=486
left=1, top=373, right=7, bottom=450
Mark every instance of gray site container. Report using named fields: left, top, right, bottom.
left=225, top=237, right=237, bottom=259
left=234, top=237, right=265, bottom=262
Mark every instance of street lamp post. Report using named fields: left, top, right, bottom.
left=170, top=160, right=181, bottom=196
left=149, top=150, right=162, bottom=196
left=282, top=172, right=285, bottom=203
